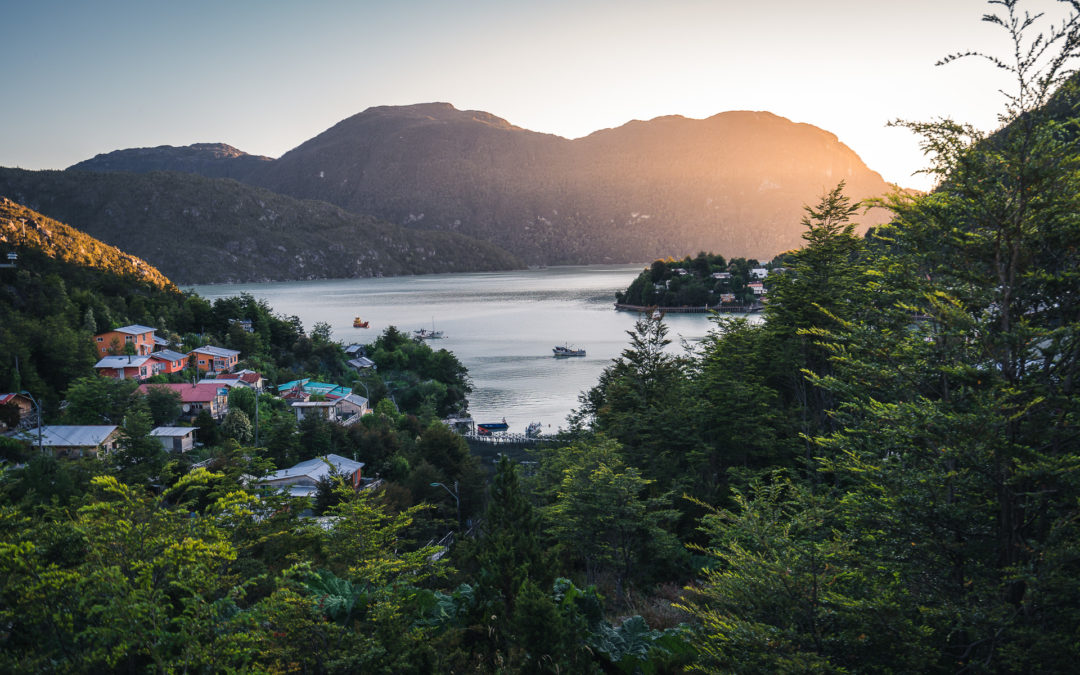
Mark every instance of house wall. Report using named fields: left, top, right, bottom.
left=191, top=353, right=238, bottom=373
left=95, top=330, right=154, bottom=356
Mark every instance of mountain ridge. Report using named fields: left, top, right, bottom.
left=63, top=103, right=898, bottom=269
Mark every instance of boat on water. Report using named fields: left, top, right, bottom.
left=414, top=318, right=444, bottom=340
left=525, top=421, right=543, bottom=438
left=353, top=317, right=369, bottom=328
left=477, top=418, right=509, bottom=435
left=553, top=344, right=586, bottom=357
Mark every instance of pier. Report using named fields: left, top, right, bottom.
left=614, top=302, right=763, bottom=314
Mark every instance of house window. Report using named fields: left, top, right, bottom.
left=125, top=336, right=133, bottom=343
left=96, top=337, right=103, bottom=342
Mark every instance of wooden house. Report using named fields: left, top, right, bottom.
left=94, top=324, right=156, bottom=356
left=188, top=346, right=241, bottom=374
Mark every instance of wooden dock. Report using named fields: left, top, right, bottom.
left=463, top=431, right=547, bottom=446
left=614, top=303, right=763, bottom=314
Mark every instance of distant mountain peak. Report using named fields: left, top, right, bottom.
left=67, top=143, right=272, bottom=179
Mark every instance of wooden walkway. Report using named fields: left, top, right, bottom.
left=463, top=431, right=547, bottom=446
left=614, top=303, right=763, bottom=314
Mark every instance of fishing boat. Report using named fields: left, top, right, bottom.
left=353, top=317, right=369, bottom=328
left=525, top=421, right=543, bottom=438
left=552, top=344, right=586, bottom=357
left=477, top=418, right=509, bottom=434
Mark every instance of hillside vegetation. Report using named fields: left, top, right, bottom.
left=0, top=168, right=521, bottom=284
left=0, top=197, right=175, bottom=291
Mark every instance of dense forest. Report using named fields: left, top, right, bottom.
left=4, top=1, right=1080, bottom=671
left=615, top=253, right=782, bottom=307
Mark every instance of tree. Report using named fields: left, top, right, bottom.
left=677, top=473, right=934, bottom=673
left=63, top=376, right=139, bottom=425
left=544, top=437, right=681, bottom=600
left=110, top=404, right=168, bottom=486
left=682, top=3, right=1080, bottom=671
left=221, top=408, right=253, bottom=445
left=143, top=385, right=182, bottom=426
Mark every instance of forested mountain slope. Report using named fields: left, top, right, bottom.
left=0, top=168, right=521, bottom=285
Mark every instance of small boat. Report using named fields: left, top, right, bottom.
left=414, top=318, right=444, bottom=339
left=477, top=418, right=509, bottom=434
left=353, top=317, right=369, bottom=328
left=553, top=344, right=586, bottom=357
left=525, top=421, right=543, bottom=438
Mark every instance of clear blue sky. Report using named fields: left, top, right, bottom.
left=0, top=0, right=1064, bottom=190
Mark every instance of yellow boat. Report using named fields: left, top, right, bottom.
left=353, top=317, right=369, bottom=328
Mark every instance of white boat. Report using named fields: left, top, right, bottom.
left=553, top=344, right=585, bottom=357
left=414, top=318, right=445, bottom=340
left=525, top=421, right=543, bottom=437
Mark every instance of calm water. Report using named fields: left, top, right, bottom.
left=190, top=265, right=757, bottom=433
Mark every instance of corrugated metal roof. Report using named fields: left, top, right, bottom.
left=151, top=350, right=188, bottom=362
left=13, top=425, right=118, bottom=447
left=189, top=345, right=240, bottom=358
left=139, top=383, right=226, bottom=403
left=264, top=454, right=365, bottom=483
left=113, top=324, right=156, bottom=335
left=95, top=355, right=153, bottom=368
left=150, top=427, right=195, bottom=437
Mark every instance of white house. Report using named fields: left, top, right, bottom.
left=150, top=426, right=197, bottom=453
left=260, top=454, right=366, bottom=498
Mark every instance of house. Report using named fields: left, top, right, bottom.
left=333, top=393, right=371, bottom=424
left=711, top=272, right=732, bottom=280
left=95, top=355, right=155, bottom=380
left=259, top=454, right=366, bottom=498
left=751, top=268, right=769, bottom=279
left=232, top=370, right=266, bottom=391
left=139, top=383, right=229, bottom=420
left=188, top=346, right=241, bottom=374
left=148, top=349, right=189, bottom=375
left=748, top=281, right=766, bottom=295
left=291, top=400, right=339, bottom=423
left=347, top=356, right=376, bottom=372
left=229, top=318, right=255, bottom=333
left=153, top=335, right=170, bottom=350
left=206, top=369, right=265, bottom=392
left=94, top=324, right=156, bottom=356
left=277, top=379, right=351, bottom=399
left=150, top=426, right=197, bottom=453
left=343, top=344, right=366, bottom=357
left=719, top=293, right=737, bottom=303
left=0, top=393, right=35, bottom=431
left=10, top=425, right=120, bottom=458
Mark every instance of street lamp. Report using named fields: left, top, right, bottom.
left=430, top=481, right=460, bottom=530
left=19, top=390, right=42, bottom=453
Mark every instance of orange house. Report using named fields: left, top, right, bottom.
left=94, top=324, right=156, bottom=356
left=94, top=355, right=155, bottom=380
left=148, top=349, right=189, bottom=375
left=188, top=346, right=241, bottom=374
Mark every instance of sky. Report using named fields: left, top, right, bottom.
left=0, top=0, right=1067, bottom=191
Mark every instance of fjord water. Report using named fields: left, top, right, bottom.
left=191, top=265, right=750, bottom=433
